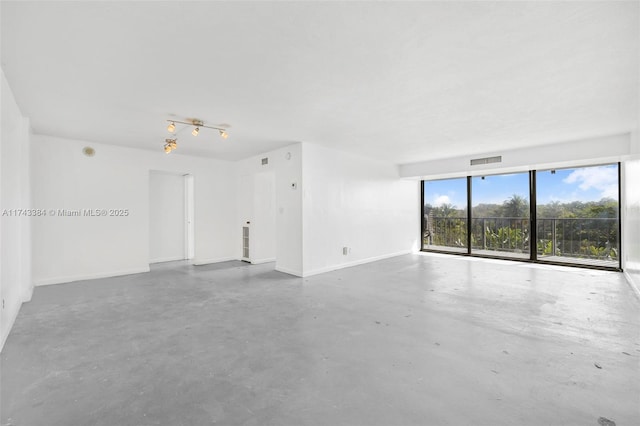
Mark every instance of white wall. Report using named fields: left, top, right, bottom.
left=301, top=143, right=420, bottom=276
left=399, top=133, right=633, bottom=180
left=275, top=145, right=303, bottom=275
left=236, top=142, right=420, bottom=277
left=236, top=143, right=303, bottom=275
left=149, top=171, right=186, bottom=263
left=622, top=131, right=640, bottom=294
left=1, top=68, right=32, bottom=351
left=31, top=135, right=236, bottom=285
left=251, top=172, right=276, bottom=263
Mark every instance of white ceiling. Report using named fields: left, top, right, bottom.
left=1, top=1, right=638, bottom=163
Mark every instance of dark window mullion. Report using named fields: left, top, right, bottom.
left=420, top=180, right=425, bottom=251
left=530, top=170, right=537, bottom=261
left=618, top=162, right=622, bottom=270
left=467, top=176, right=472, bottom=254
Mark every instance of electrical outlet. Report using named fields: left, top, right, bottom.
left=343, top=247, right=349, bottom=255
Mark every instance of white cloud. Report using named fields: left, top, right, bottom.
left=433, top=195, right=451, bottom=206
left=563, top=166, right=618, bottom=199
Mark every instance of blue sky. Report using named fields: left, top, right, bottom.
left=424, top=165, right=618, bottom=208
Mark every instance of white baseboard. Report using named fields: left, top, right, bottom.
left=192, top=256, right=236, bottom=266
left=624, top=270, right=640, bottom=301
left=0, top=297, right=21, bottom=353
left=34, top=266, right=150, bottom=287
left=274, top=266, right=303, bottom=277
left=149, top=256, right=185, bottom=264
left=302, top=250, right=412, bottom=277
left=250, top=257, right=276, bottom=265
left=22, top=284, right=34, bottom=303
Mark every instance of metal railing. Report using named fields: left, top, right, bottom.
left=471, top=217, right=530, bottom=254
left=424, top=216, right=619, bottom=260
left=536, top=217, right=618, bottom=260
left=424, top=217, right=467, bottom=248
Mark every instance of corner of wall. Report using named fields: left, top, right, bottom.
left=300, top=142, right=419, bottom=276
left=624, top=270, right=640, bottom=301
left=1, top=67, right=33, bottom=352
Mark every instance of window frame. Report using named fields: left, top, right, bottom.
left=420, top=162, right=622, bottom=271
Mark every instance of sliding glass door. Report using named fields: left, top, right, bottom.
left=471, top=173, right=530, bottom=259
left=422, top=178, right=468, bottom=253
left=420, top=163, right=621, bottom=270
left=536, top=165, right=619, bottom=268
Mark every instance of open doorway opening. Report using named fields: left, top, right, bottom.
left=149, top=171, right=194, bottom=264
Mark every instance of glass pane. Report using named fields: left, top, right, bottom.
left=471, top=173, right=530, bottom=259
left=536, top=164, right=619, bottom=268
left=423, top=178, right=468, bottom=253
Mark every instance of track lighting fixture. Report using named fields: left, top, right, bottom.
left=162, top=118, right=229, bottom=153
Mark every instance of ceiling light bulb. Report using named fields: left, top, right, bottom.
left=164, top=145, right=172, bottom=153
left=167, top=122, right=176, bottom=132
left=192, top=127, right=199, bottom=136
left=219, top=130, right=228, bottom=139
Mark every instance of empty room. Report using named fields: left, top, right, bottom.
left=1, top=1, right=639, bottom=425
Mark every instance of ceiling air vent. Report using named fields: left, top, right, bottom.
left=261, top=157, right=269, bottom=165
left=470, top=155, right=502, bottom=166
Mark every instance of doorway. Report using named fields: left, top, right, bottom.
left=149, top=171, right=194, bottom=263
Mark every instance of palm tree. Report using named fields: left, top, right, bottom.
left=502, top=194, right=529, bottom=218
left=435, top=203, right=458, bottom=217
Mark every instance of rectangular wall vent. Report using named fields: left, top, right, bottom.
left=261, top=157, right=269, bottom=165
left=242, top=226, right=250, bottom=260
left=470, top=155, right=502, bottom=166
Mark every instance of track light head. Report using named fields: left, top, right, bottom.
left=192, top=127, right=199, bottom=136
left=219, top=130, right=228, bottom=139
left=167, top=122, right=176, bottom=132
left=164, top=138, right=177, bottom=154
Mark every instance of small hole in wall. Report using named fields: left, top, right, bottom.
left=83, top=147, right=95, bottom=157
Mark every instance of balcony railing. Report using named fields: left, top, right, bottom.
left=424, top=216, right=619, bottom=263
left=536, top=217, right=618, bottom=260
left=471, top=217, right=530, bottom=254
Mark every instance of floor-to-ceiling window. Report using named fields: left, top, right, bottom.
left=535, top=164, right=620, bottom=268
left=422, top=178, right=468, bottom=253
left=421, top=163, right=621, bottom=270
left=471, top=172, right=530, bottom=259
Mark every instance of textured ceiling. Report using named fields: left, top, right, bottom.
left=1, top=1, right=638, bottom=163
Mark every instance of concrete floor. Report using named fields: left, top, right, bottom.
left=1, top=253, right=639, bottom=426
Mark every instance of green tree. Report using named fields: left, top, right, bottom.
left=538, top=200, right=562, bottom=218
left=501, top=194, right=529, bottom=218
left=433, top=203, right=459, bottom=218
